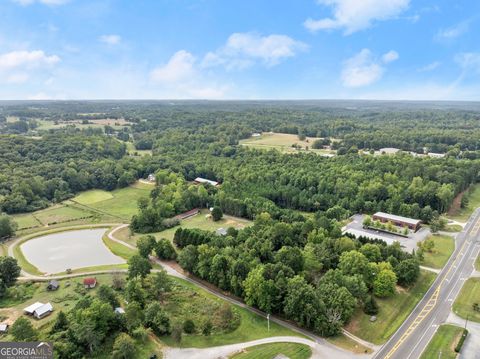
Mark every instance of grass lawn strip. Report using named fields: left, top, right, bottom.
left=346, top=270, right=437, bottom=345
left=420, top=324, right=465, bottom=359
left=452, top=277, right=480, bottom=323
left=229, top=342, right=312, bottom=359
left=326, top=334, right=373, bottom=354
left=422, top=234, right=455, bottom=269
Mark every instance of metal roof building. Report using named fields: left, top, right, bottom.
left=372, top=212, right=422, bottom=232
left=194, top=177, right=219, bottom=187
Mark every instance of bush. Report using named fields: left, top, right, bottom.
left=211, top=206, right=223, bottom=221
left=455, top=329, right=468, bottom=353
left=155, top=238, right=177, bottom=260
left=202, top=320, right=213, bottom=336
left=183, top=319, right=196, bottom=334
left=363, top=295, right=379, bottom=315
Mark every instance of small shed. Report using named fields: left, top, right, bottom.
left=114, top=307, right=125, bottom=315
left=24, top=302, right=45, bottom=315
left=147, top=174, right=156, bottom=182
left=83, top=277, right=97, bottom=289
left=216, top=228, right=228, bottom=236
left=0, top=323, right=8, bottom=333
left=34, top=303, right=53, bottom=319
left=47, top=280, right=60, bottom=291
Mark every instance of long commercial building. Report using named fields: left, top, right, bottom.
left=372, top=212, right=422, bottom=232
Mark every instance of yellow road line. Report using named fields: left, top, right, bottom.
left=383, top=218, right=476, bottom=359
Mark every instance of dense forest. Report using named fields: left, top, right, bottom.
left=1, top=100, right=480, bottom=340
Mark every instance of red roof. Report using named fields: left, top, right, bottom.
left=83, top=278, right=96, bottom=285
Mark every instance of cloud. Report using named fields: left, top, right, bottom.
left=436, top=20, right=469, bottom=41
left=99, top=34, right=122, bottom=45
left=201, top=32, right=307, bottom=69
left=12, top=0, right=69, bottom=5
left=6, top=73, right=29, bottom=84
left=418, top=61, right=440, bottom=72
left=150, top=50, right=196, bottom=83
left=382, top=50, right=399, bottom=63
left=341, top=49, right=398, bottom=87
left=0, top=50, right=60, bottom=71
left=150, top=50, right=228, bottom=98
left=28, top=92, right=53, bottom=100
left=455, top=52, right=480, bottom=74
left=304, top=0, right=410, bottom=35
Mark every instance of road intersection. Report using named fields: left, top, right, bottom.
left=374, top=209, right=480, bottom=359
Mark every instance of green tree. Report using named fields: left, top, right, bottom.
left=137, top=235, right=156, bottom=258
left=51, top=311, right=69, bottom=333
left=128, top=255, right=152, bottom=279
left=211, top=206, right=223, bottom=221
left=112, top=333, right=136, bottom=359
left=0, top=214, right=17, bottom=239
left=395, top=259, right=420, bottom=286
left=125, top=301, right=145, bottom=332
left=373, top=269, right=397, bottom=297
left=363, top=295, right=379, bottom=315
left=155, top=238, right=177, bottom=260
left=359, top=243, right=382, bottom=262
left=183, top=319, right=196, bottom=334
left=144, top=270, right=172, bottom=300
left=338, top=250, right=369, bottom=277
left=97, top=284, right=119, bottom=308
left=124, top=277, right=146, bottom=307
left=144, top=302, right=171, bottom=335
left=11, top=317, right=37, bottom=341
left=0, top=256, right=21, bottom=287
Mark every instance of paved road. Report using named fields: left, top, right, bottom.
left=163, top=336, right=320, bottom=359
left=374, top=208, right=480, bottom=359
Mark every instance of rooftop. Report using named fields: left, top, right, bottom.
left=24, top=302, right=45, bottom=314
left=34, top=303, right=53, bottom=316
left=373, top=212, right=421, bottom=226
left=194, top=177, right=219, bottom=186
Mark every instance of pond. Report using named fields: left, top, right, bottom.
left=20, top=228, right=126, bottom=273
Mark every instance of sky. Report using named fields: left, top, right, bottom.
left=0, top=0, right=479, bottom=100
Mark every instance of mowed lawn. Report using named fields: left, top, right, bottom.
left=71, top=183, right=152, bottom=220
left=346, top=271, right=437, bottom=345
left=230, top=342, right=312, bottom=359
left=12, top=213, right=41, bottom=229
left=116, top=209, right=253, bottom=247
left=240, top=132, right=335, bottom=155
left=420, top=324, right=465, bottom=359
left=448, top=184, right=480, bottom=222
left=422, top=234, right=455, bottom=269
left=453, top=277, right=480, bottom=322
left=33, top=205, right=92, bottom=225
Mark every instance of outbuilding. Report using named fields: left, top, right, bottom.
left=33, top=303, right=53, bottom=319
left=114, top=307, right=125, bottom=315
left=24, top=302, right=45, bottom=315
left=216, top=227, right=228, bottom=236
left=47, top=280, right=60, bottom=291
left=372, top=212, right=422, bottom=232
left=0, top=323, right=8, bottom=333
left=83, top=277, right=97, bottom=289
left=193, top=177, right=219, bottom=187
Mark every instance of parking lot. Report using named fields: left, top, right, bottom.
left=343, top=214, right=430, bottom=252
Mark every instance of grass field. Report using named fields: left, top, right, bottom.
left=71, top=184, right=152, bottom=220
left=444, top=224, right=463, bottom=232
left=229, top=342, right=312, bottom=359
left=422, top=234, right=455, bottom=269
left=12, top=213, right=41, bottom=229
left=34, top=204, right=93, bottom=225
left=346, top=271, right=437, bottom=345
left=453, top=277, right=480, bottom=323
left=326, top=334, right=373, bottom=354
left=239, top=132, right=335, bottom=155
left=420, top=324, right=465, bottom=359
left=0, top=274, right=116, bottom=330
left=116, top=209, right=253, bottom=247
left=448, top=184, right=480, bottom=222
left=476, top=254, right=480, bottom=271
left=125, top=141, right=152, bottom=156
left=161, top=277, right=302, bottom=348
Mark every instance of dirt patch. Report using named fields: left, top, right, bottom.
left=448, top=189, right=466, bottom=216
left=450, top=331, right=463, bottom=352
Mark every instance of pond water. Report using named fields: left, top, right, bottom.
left=20, top=228, right=125, bottom=273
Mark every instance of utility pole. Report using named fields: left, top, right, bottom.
left=465, top=314, right=469, bottom=329
left=438, top=350, right=442, bottom=359
left=267, top=313, right=270, bottom=331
